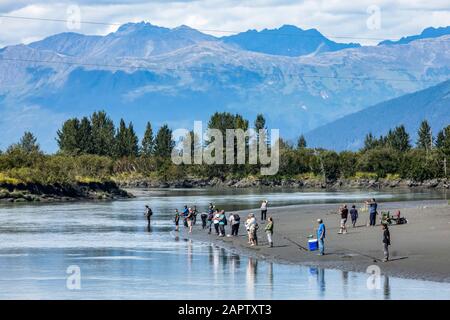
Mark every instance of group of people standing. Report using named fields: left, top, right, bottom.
left=145, top=196, right=391, bottom=262
left=320, top=198, right=391, bottom=262
left=171, top=201, right=275, bottom=248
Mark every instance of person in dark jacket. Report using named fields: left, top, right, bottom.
left=350, top=205, right=358, bottom=228
left=382, top=224, right=391, bottom=262
left=144, top=205, right=153, bottom=229
left=200, top=212, right=208, bottom=229
left=338, top=205, right=349, bottom=234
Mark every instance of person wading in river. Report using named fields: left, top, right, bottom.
left=174, top=209, right=180, bottom=232
left=144, top=205, right=153, bottom=229
left=185, top=208, right=194, bottom=233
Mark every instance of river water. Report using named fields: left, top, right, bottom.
left=0, top=188, right=449, bottom=299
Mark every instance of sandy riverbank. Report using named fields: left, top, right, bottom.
left=188, top=199, right=450, bottom=283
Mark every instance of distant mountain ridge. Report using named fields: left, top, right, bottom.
left=221, top=24, right=361, bottom=56
left=379, top=26, right=450, bottom=46
left=305, top=79, right=450, bottom=150
left=0, top=22, right=449, bottom=151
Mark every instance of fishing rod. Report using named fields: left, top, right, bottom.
left=280, top=234, right=309, bottom=251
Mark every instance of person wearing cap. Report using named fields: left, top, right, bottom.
left=317, top=218, right=326, bottom=256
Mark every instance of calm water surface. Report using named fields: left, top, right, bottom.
left=0, top=188, right=449, bottom=299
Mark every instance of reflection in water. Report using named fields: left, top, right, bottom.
left=246, top=258, right=258, bottom=299
left=1, top=189, right=450, bottom=299
left=187, top=240, right=193, bottom=271
left=342, top=271, right=349, bottom=299
left=318, top=268, right=326, bottom=298
left=384, top=276, right=391, bottom=300
left=229, top=254, right=241, bottom=282
left=268, top=263, right=274, bottom=299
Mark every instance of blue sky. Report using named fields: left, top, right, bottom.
left=0, top=0, right=449, bottom=47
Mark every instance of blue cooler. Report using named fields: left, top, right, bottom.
left=308, top=239, right=318, bottom=251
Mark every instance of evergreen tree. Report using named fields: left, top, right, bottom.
left=90, top=111, right=116, bottom=156
left=78, top=116, right=94, bottom=154
left=154, top=124, right=174, bottom=159
left=297, top=135, right=307, bottom=149
left=436, top=125, right=450, bottom=156
left=18, top=132, right=40, bottom=153
left=386, top=125, right=411, bottom=152
left=57, top=118, right=81, bottom=154
left=416, top=120, right=433, bottom=151
left=8, top=131, right=41, bottom=154
left=126, top=122, right=139, bottom=157
left=141, top=122, right=154, bottom=156
left=115, top=119, right=139, bottom=158
left=254, top=114, right=266, bottom=132
left=115, top=119, right=129, bottom=158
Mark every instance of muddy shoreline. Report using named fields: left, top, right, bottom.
left=186, top=200, right=450, bottom=283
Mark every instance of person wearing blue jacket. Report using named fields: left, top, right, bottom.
left=317, top=219, right=326, bottom=256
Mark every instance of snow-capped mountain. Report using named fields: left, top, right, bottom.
left=0, top=22, right=449, bottom=151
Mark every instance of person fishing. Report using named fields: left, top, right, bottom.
left=317, top=218, right=326, bottom=256
left=200, top=212, right=208, bottom=229
left=207, top=209, right=215, bottom=234
left=260, top=200, right=268, bottom=222
left=382, top=223, right=391, bottom=262
left=229, top=212, right=241, bottom=236
left=192, top=205, right=198, bottom=225
left=144, top=205, right=153, bottom=228
left=213, top=210, right=221, bottom=235
left=366, top=198, right=378, bottom=226
left=182, top=205, right=189, bottom=227
left=174, top=209, right=180, bottom=232
left=350, top=205, right=358, bottom=228
left=185, top=208, right=194, bottom=233
left=265, top=217, right=274, bottom=247
left=218, top=210, right=227, bottom=237
left=338, top=204, right=349, bottom=234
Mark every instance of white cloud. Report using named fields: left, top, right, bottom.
left=0, top=0, right=449, bottom=47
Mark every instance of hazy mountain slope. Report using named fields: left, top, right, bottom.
left=305, top=79, right=450, bottom=150
left=221, top=25, right=360, bottom=56
left=0, top=23, right=449, bottom=151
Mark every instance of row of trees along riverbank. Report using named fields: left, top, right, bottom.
left=0, top=111, right=449, bottom=186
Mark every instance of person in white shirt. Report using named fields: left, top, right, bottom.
left=260, top=200, right=268, bottom=221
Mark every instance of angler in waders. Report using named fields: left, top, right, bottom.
left=145, top=205, right=153, bottom=229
